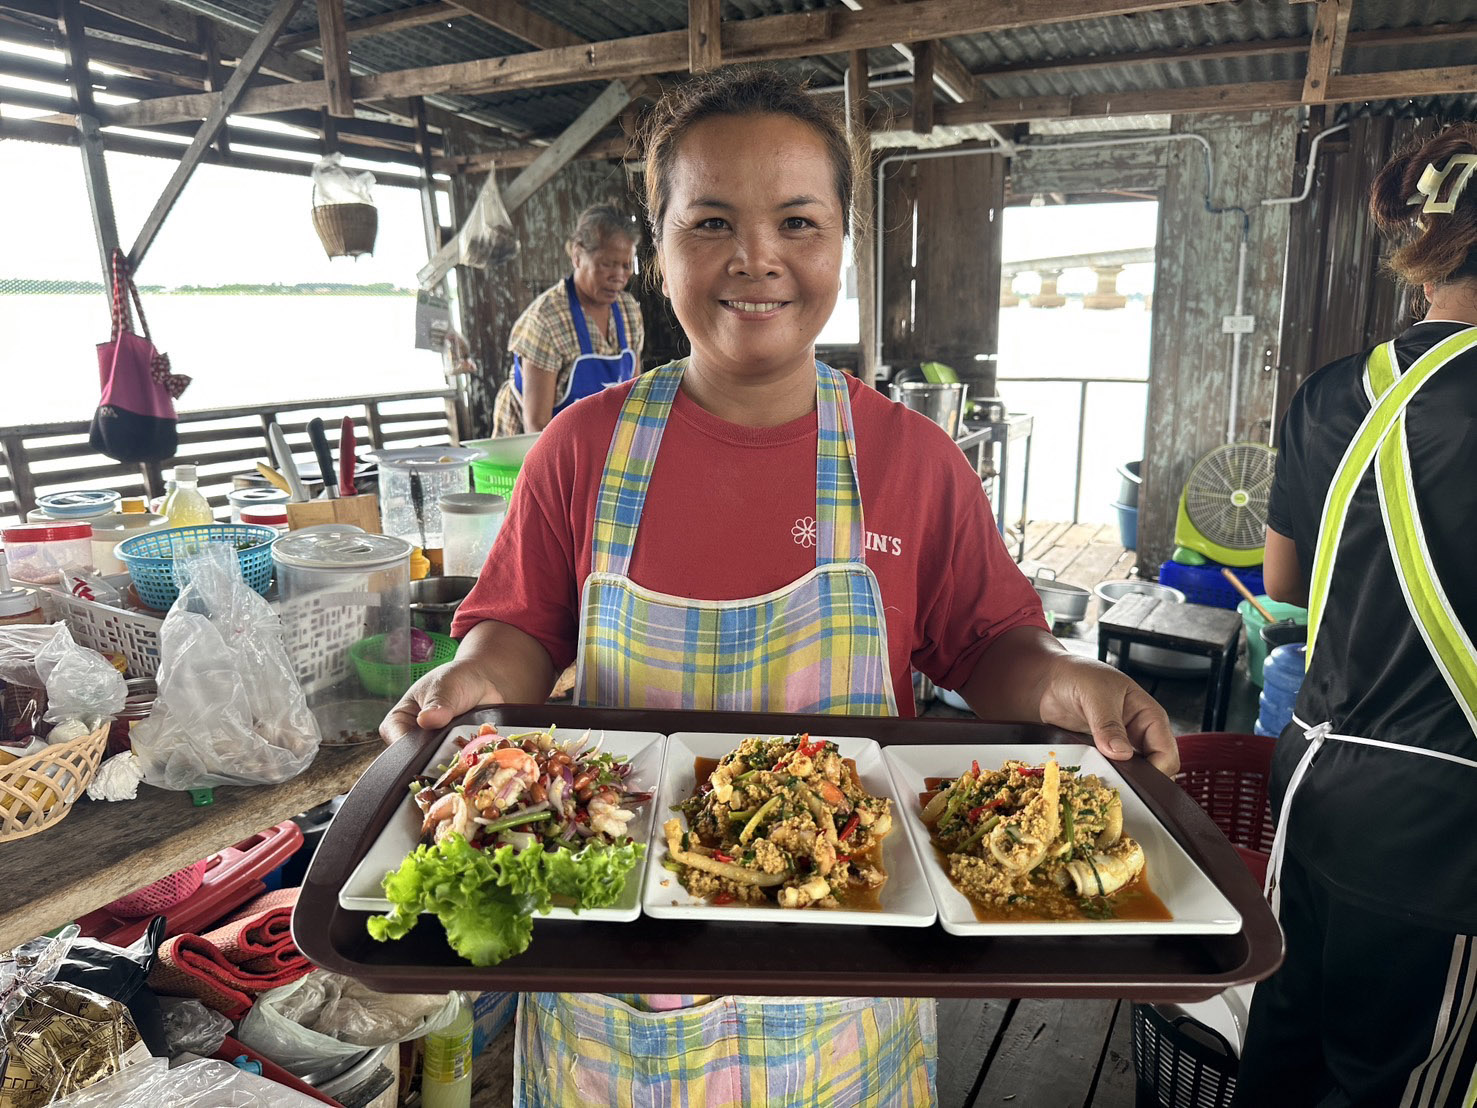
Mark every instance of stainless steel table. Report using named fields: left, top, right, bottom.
left=955, top=414, right=1034, bottom=561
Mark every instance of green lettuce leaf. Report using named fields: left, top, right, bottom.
left=367, top=835, right=646, bottom=966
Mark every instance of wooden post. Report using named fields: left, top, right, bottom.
left=129, top=0, right=308, bottom=269
left=848, top=49, right=877, bottom=387
left=911, top=41, right=935, bottom=134
left=1303, top=0, right=1354, bottom=102
left=56, top=0, right=120, bottom=287
left=197, top=18, right=231, bottom=161
left=315, top=0, right=355, bottom=117
left=411, top=98, right=444, bottom=259
left=688, top=0, right=721, bottom=72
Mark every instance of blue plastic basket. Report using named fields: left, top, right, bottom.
left=116, top=524, right=277, bottom=609
left=1158, top=560, right=1264, bottom=610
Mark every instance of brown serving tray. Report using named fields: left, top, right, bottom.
left=294, top=705, right=1282, bottom=1002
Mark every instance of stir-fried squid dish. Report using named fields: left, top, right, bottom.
left=921, top=753, right=1149, bottom=920
left=413, top=724, right=649, bottom=851
left=665, top=735, right=892, bottom=909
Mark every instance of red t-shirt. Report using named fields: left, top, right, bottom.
left=453, top=373, right=1046, bottom=715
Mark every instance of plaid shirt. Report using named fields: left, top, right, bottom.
left=492, top=278, right=644, bottom=437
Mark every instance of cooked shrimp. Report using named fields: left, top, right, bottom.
left=468, top=747, right=540, bottom=812
left=588, top=787, right=636, bottom=838
left=421, top=792, right=476, bottom=844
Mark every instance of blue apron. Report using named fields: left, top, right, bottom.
left=511, top=276, right=636, bottom=418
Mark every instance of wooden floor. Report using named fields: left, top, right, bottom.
left=1016, top=519, right=1140, bottom=594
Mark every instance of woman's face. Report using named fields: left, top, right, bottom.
left=657, top=114, right=845, bottom=382
left=571, top=234, right=636, bottom=308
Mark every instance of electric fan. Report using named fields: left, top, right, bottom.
left=1173, top=443, right=1277, bottom=567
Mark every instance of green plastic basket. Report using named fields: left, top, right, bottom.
left=464, top=434, right=537, bottom=499
left=349, top=631, right=458, bottom=698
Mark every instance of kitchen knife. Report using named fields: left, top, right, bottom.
left=338, top=415, right=357, bottom=498
left=268, top=421, right=310, bottom=503
left=307, top=417, right=338, bottom=499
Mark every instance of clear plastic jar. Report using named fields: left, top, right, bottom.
left=439, top=492, right=506, bottom=578
left=2, top=523, right=93, bottom=584
left=372, top=447, right=482, bottom=554
left=271, top=529, right=413, bottom=744
left=240, top=504, right=290, bottom=534
left=228, top=487, right=290, bottom=524
left=90, top=511, right=169, bottom=575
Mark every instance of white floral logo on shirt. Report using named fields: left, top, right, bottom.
left=791, top=516, right=817, bottom=548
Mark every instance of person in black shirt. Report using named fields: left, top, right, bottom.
left=1234, top=125, right=1477, bottom=1106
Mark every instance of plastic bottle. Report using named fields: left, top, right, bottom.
left=421, top=992, right=473, bottom=1108
left=160, top=464, right=214, bottom=527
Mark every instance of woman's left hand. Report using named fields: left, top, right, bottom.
left=1037, top=654, right=1179, bottom=775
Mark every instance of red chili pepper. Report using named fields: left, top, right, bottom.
left=797, top=735, right=822, bottom=758
left=1017, top=767, right=1044, bottom=778
left=971, top=759, right=981, bottom=778
left=835, top=854, right=852, bottom=864
left=839, top=814, right=860, bottom=841
left=713, top=892, right=734, bottom=905
left=712, top=850, right=735, bottom=863
left=966, top=798, right=1007, bottom=823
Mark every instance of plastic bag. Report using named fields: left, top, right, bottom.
left=237, top=972, right=457, bottom=1078
left=129, top=544, right=320, bottom=790
left=1, top=981, right=147, bottom=1107
left=157, top=998, right=231, bottom=1058
left=0, top=624, right=125, bottom=730
left=57, top=919, right=168, bottom=1058
left=49, top=1057, right=324, bottom=1107
left=310, top=152, right=374, bottom=207
left=456, top=166, right=519, bottom=270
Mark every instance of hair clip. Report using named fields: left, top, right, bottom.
left=1406, top=153, right=1477, bottom=215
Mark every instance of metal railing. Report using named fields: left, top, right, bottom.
left=0, top=388, right=459, bottom=522
left=995, top=375, right=1148, bottom=524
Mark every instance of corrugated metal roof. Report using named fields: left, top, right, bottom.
left=146, top=0, right=1477, bottom=137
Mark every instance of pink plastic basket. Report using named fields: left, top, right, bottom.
left=103, top=859, right=209, bottom=917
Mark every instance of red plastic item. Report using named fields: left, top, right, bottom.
left=1174, top=731, right=1276, bottom=886
left=78, top=820, right=304, bottom=946
left=214, top=1035, right=344, bottom=1107
left=103, top=859, right=209, bottom=917
left=2, top=523, right=92, bottom=542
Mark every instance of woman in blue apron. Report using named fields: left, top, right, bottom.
left=492, top=204, right=644, bottom=437
left=388, top=67, right=1177, bottom=1106
left=1236, top=125, right=1477, bottom=1106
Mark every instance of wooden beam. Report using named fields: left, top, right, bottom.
left=128, top=0, right=307, bottom=267
left=1302, top=0, right=1353, bottom=103
left=97, top=0, right=1218, bottom=124
left=315, top=0, right=354, bottom=116
left=443, top=0, right=584, bottom=48
left=197, top=17, right=230, bottom=159
left=57, top=0, right=120, bottom=285
left=411, top=96, right=444, bottom=258
left=278, top=1, right=459, bottom=51
left=911, top=40, right=935, bottom=133
left=416, top=79, right=634, bottom=288
left=432, top=132, right=631, bottom=172
left=689, top=0, right=721, bottom=73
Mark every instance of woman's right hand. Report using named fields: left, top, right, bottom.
left=380, top=658, right=505, bottom=746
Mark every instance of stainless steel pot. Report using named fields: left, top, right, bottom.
left=890, top=381, right=969, bottom=438
left=1031, top=568, right=1090, bottom=623
left=409, top=575, right=477, bottom=635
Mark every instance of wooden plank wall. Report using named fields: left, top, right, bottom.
left=1008, top=140, right=1170, bottom=199
left=1138, top=110, right=1298, bottom=571
left=1272, top=114, right=1436, bottom=435
left=881, top=153, right=1006, bottom=398
left=446, top=130, right=639, bottom=438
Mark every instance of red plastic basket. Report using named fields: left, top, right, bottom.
left=102, top=859, right=208, bottom=917
left=1174, top=731, right=1277, bottom=886
left=80, top=821, right=304, bottom=945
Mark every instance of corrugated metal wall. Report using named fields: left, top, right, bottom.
left=1139, top=109, right=1299, bottom=570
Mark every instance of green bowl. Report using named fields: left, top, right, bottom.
left=349, top=631, right=458, bottom=698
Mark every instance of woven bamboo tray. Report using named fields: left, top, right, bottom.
left=0, top=723, right=109, bottom=843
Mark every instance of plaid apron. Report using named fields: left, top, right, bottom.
left=514, top=361, right=933, bottom=1106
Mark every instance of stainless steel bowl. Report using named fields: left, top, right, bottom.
left=1032, top=569, right=1091, bottom=623
left=409, top=575, right=477, bottom=635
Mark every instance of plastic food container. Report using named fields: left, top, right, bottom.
left=2, top=523, right=93, bottom=584
left=241, top=504, right=290, bottom=533
left=439, top=492, right=506, bottom=577
left=272, top=529, right=413, bottom=743
left=371, top=447, right=482, bottom=554
left=228, top=486, right=291, bottom=524
left=89, top=512, right=169, bottom=575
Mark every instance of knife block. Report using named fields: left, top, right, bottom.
left=285, top=493, right=382, bottom=534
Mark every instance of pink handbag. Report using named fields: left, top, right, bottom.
left=89, top=250, right=191, bottom=464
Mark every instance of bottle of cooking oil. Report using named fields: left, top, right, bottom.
left=160, top=464, right=213, bottom=527
left=420, top=992, right=473, bottom=1108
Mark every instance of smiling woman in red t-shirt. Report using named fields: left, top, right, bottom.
left=380, top=65, right=1174, bottom=1107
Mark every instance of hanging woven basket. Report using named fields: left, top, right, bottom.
left=312, top=202, right=378, bottom=259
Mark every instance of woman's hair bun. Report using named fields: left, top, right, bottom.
left=1369, top=123, right=1477, bottom=288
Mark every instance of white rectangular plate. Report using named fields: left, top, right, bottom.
left=641, top=732, right=936, bottom=927
left=883, top=744, right=1243, bottom=937
left=339, top=726, right=666, bottom=922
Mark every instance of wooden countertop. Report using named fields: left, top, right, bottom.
left=0, top=743, right=381, bottom=952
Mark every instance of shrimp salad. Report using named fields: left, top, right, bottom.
left=367, top=725, right=650, bottom=967
left=920, top=753, right=1147, bottom=920
left=664, top=735, right=892, bottom=910
left=412, top=724, right=650, bottom=852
